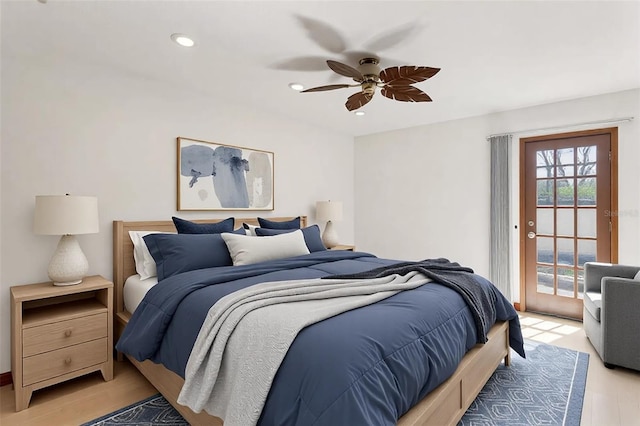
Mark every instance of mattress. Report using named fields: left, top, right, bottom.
left=123, top=274, right=158, bottom=313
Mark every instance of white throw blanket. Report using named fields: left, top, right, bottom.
left=177, top=271, right=431, bottom=426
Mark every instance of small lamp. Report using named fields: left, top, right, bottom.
left=316, top=200, right=343, bottom=248
left=34, top=195, right=99, bottom=286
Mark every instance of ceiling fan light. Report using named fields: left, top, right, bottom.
left=354, top=111, right=365, bottom=116
left=358, top=58, right=380, bottom=79
left=171, top=33, right=195, bottom=47
left=289, top=83, right=304, bottom=91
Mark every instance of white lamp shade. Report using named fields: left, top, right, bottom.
left=34, top=195, right=99, bottom=235
left=316, top=201, right=343, bottom=222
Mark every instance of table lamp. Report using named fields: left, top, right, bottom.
left=33, top=195, right=99, bottom=286
left=316, top=200, right=343, bottom=248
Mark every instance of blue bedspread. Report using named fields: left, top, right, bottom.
left=117, top=251, right=524, bottom=425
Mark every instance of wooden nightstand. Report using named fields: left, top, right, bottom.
left=10, top=275, right=113, bottom=411
left=329, top=244, right=356, bottom=251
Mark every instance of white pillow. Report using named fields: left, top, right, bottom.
left=128, top=231, right=172, bottom=280
left=634, top=270, right=640, bottom=281
left=243, top=223, right=258, bottom=236
left=221, top=230, right=310, bottom=266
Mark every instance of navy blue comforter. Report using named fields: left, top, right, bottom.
left=117, top=251, right=524, bottom=425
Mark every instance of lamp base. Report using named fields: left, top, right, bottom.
left=53, top=279, right=83, bottom=287
left=47, top=235, right=89, bottom=286
left=322, top=221, right=340, bottom=249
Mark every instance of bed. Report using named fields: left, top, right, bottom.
left=113, top=216, right=523, bottom=426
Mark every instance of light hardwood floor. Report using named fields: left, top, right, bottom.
left=0, top=361, right=156, bottom=425
left=1, top=312, right=639, bottom=425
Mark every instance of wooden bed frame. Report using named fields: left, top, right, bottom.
left=113, top=216, right=511, bottom=426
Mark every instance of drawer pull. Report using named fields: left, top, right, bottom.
left=65, top=329, right=72, bottom=337
left=65, top=357, right=72, bottom=365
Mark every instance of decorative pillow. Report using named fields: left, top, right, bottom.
left=255, top=225, right=326, bottom=252
left=257, top=216, right=301, bottom=230
left=221, top=230, right=310, bottom=266
left=129, top=231, right=173, bottom=280
left=634, top=270, right=640, bottom=280
left=143, top=228, right=244, bottom=281
left=172, top=216, right=234, bottom=234
left=243, top=222, right=259, bottom=236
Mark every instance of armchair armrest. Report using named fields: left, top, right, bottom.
left=584, top=262, right=640, bottom=293
left=601, top=277, right=640, bottom=367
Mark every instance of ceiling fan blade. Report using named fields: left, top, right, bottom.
left=379, top=66, right=441, bottom=85
left=345, top=92, right=372, bottom=111
left=301, top=84, right=352, bottom=93
left=295, top=15, right=347, bottom=54
left=327, top=60, right=364, bottom=82
left=363, top=22, right=420, bottom=52
left=270, top=56, right=334, bottom=71
left=380, top=85, right=433, bottom=102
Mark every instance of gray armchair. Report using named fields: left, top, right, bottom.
left=583, top=262, right=640, bottom=371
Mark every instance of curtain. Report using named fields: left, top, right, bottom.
left=489, top=135, right=512, bottom=299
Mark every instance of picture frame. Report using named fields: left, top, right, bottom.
left=177, top=137, right=274, bottom=211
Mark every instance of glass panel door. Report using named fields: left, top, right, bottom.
left=523, top=132, right=613, bottom=319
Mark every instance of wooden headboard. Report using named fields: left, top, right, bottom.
left=112, top=216, right=307, bottom=319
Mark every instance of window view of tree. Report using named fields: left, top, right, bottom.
left=537, top=146, right=596, bottom=206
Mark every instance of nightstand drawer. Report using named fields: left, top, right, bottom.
left=23, top=337, right=108, bottom=386
left=23, top=312, right=107, bottom=357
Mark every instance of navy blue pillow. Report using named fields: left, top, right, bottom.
left=255, top=225, right=326, bottom=252
left=143, top=228, right=244, bottom=281
left=172, top=216, right=234, bottom=234
left=257, top=216, right=301, bottom=230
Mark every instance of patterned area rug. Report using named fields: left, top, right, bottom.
left=459, top=340, right=589, bottom=426
left=83, top=341, right=588, bottom=426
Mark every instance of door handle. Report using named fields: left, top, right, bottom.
left=528, top=232, right=536, bottom=239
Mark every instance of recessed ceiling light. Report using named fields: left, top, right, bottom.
left=354, top=111, right=365, bottom=116
left=171, top=33, right=195, bottom=48
left=289, top=83, right=304, bottom=92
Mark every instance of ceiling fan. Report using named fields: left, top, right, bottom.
left=301, top=58, right=440, bottom=111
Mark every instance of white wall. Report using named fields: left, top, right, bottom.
left=354, top=115, right=493, bottom=271
left=355, top=89, right=640, bottom=300
left=0, top=52, right=355, bottom=373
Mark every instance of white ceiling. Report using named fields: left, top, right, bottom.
left=3, top=0, right=639, bottom=137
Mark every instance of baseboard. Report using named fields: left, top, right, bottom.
left=0, top=371, right=12, bottom=387
left=514, top=302, right=521, bottom=311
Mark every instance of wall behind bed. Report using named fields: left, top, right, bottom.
left=0, top=52, right=355, bottom=374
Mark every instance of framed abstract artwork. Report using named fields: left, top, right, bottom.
left=177, top=137, right=274, bottom=211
